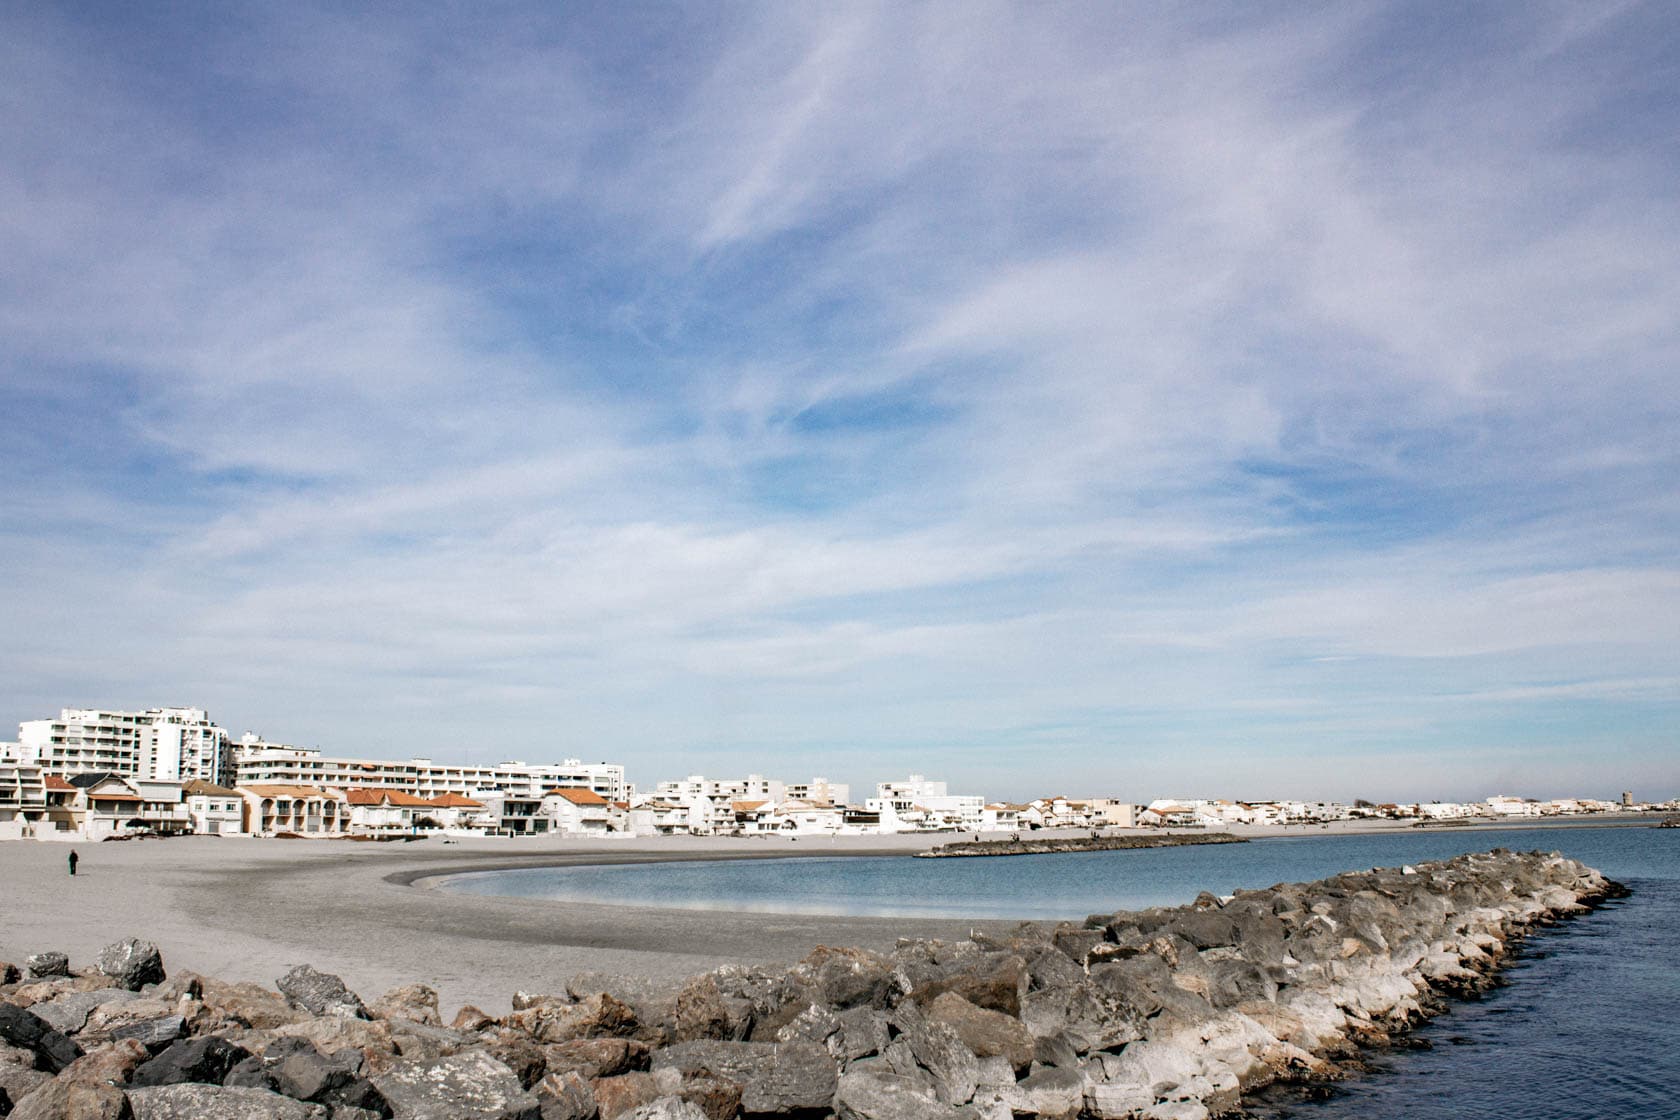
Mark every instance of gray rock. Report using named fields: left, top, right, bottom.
left=371, top=1049, right=540, bottom=1120
left=278, top=966, right=370, bottom=1020
left=30, top=989, right=139, bottom=1034
left=911, top=954, right=1029, bottom=1018
left=111, top=1015, right=188, bottom=1053
left=98, top=939, right=167, bottom=991
left=127, top=1083, right=331, bottom=1119
left=23, top=953, right=69, bottom=980
left=923, top=993, right=1033, bottom=1073
left=0, top=1004, right=83, bottom=1073
left=904, top=1019, right=978, bottom=1105
left=627, top=1099, right=706, bottom=1120
left=650, top=1039, right=838, bottom=1114
left=535, top=1070, right=595, bottom=1120
left=835, top=1068, right=965, bottom=1120
left=833, top=1007, right=892, bottom=1063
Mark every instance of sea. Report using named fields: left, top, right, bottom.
left=442, top=825, right=1678, bottom=1118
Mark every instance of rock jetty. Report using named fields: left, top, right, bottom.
left=0, top=849, right=1625, bottom=1120
left=915, top=835, right=1246, bottom=859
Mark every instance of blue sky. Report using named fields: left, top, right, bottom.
left=3, top=2, right=1676, bottom=802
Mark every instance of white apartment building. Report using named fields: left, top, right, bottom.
left=231, top=737, right=627, bottom=802
left=17, top=708, right=232, bottom=785
left=786, top=778, right=850, bottom=806
left=869, top=774, right=985, bottom=831
left=0, top=761, right=48, bottom=840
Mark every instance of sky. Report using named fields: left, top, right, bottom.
left=2, top=2, right=1676, bottom=804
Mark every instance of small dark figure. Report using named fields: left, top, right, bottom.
left=67, top=850, right=79, bottom=876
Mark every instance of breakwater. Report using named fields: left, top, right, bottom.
left=915, top=833, right=1246, bottom=858
left=0, top=849, right=1623, bottom=1120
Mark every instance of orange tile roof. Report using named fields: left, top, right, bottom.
left=733, top=800, right=769, bottom=812
left=428, top=793, right=483, bottom=808
left=44, top=776, right=76, bottom=791
left=184, top=780, right=240, bottom=796
left=546, top=788, right=608, bottom=806
left=344, top=788, right=433, bottom=807
left=240, top=784, right=337, bottom=799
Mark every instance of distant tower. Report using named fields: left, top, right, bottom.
left=1622, top=791, right=1633, bottom=808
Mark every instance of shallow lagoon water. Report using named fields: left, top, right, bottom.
left=444, top=825, right=1677, bottom=1119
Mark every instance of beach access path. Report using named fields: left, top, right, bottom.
left=0, top=815, right=1656, bottom=1019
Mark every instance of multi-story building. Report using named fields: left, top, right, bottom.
left=786, top=778, right=850, bottom=806
left=231, top=736, right=626, bottom=802
left=869, top=774, right=985, bottom=831
left=0, top=761, right=48, bottom=840
left=16, top=708, right=231, bottom=785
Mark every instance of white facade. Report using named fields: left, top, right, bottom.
left=232, top=738, right=627, bottom=802
left=17, top=708, right=231, bottom=785
left=870, top=775, right=984, bottom=831
left=183, top=781, right=245, bottom=836
left=0, top=762, right=48, bottom=840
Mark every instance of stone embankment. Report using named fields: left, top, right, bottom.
left=0, top=849, right=1625, bottom=1120
left=915, top=835, right=1246, bottom=859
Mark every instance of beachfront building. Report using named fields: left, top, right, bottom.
left=183, top=781, right=246, bottom=836
left=541, top=788, right=613, bottom=834
left=426, top=792, right=491, bottom=832
left=627, top=800, right=703, bottom=836
left=1085, top=799, right=1140, bottom=828
left=980, top=803, right=1023, bottom=831
left=771, top=799, right=843, bottom=835
left=869, top=775, right=985, bottom=832
left=17, top=708, right=233, bottom=785
left=0, top=761, right=48, bottom=840
left=731, top=800, right=777, bottom=834
left=231, top=738, right=627, bottom=803
left=477, top=793, right=547, bottom=835
left=343, top=789, right=437, bottom=835
left=786, top=778, right=850, bottom=807
left=1486, top=795, right=1543, bottom=817
left=237, top=784, right=348, bottom=837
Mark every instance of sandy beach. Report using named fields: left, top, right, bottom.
left=1, top=815, right=1659, bottom=1018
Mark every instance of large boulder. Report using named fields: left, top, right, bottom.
left=371, top=1049, right=540, bottom=1120
left=371, top=984, right=442, bottom=1027
left=24, top=953, right=70, bottom=981
left=97, top=939, right=166, bottom=992
left=7, top=1038, right=147, bottom=1120
left=909, top=954, right=1028, bottom=1018
left=903, top=1019, right=977, bottom=1106
left=542, top=1038, right=650, bottom=1080
left=193, top=978, right=305, bottom=1031
left=30, top=989, right=139, bottom=1035
left=650, top=1039, right=837, bottom=1114
left=127, top=1083, right=331, bottom=1119
left=277, top=966, right=369, bottom=1020
left=0, top=1003, right=84, bottom=1073
left=130, top=1037, right=252, bottom=1088
left=834, top=1068, right=965, bottom=1120
left=510, top=994, right=638, bottom=1045
left=534, top=1069, right=595, bottom=1120
left=923, top=993, right=1033, bottom=1073
left=590, top=1072, right=662, bottom=1120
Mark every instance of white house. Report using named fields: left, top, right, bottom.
left=238, top=784, right=348, bottom=837
left=344, top=788, right=436, bottom=834
left=183, top=780, right=245, bottom=836
left=772, top=799, right=843, bottom=835
left=425, top=792, right=490, bottom=832
left=541, top=787, right=612, bottom=834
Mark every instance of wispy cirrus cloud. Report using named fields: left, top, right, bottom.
left=1, top=2, right=1676, bottom=801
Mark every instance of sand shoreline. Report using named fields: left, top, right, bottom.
left=2, top=815, right=1659, bottom=1018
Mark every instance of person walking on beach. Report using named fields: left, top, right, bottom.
left=67, top=849, right=79, bottom=877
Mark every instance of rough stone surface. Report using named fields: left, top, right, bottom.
left=923, top=993, right=1034, bottom=1073
left=650, top=1039, right=838, bottom=1114
left=535, top=1069, right=595, bottom=1120
left=371, top=984, right=441, bottom=1027
left=127, top=1083, right=331, bottom=1119
left=371, top=1048, right=540, bottom=1120
left=276, top=966, right=369, bottom=1021
left=30, top=990, right=139, bottom=1036
left=834, top=1068, right=965, bottom=1120
left=0, top=1003, right=84, bottom=1073
left=130, top=1037, right=251, bottom=1088
left=96, top=941, right=166, bottom=993
left=24, top=955, right=70, bottom=981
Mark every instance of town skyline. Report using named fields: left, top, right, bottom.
left=3, top=5, right=1677, bottom=803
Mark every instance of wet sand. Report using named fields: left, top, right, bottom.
left=1, top=815, right=1658, bottom=1017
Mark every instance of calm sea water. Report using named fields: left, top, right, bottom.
left=442, top=826, right=1678, bottom=1119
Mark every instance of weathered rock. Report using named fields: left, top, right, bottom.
left=832, top=1007, right=891, bottom=1063
left=543, top=1039, right=649, bottom=1081
left=96, top=940, right=166, bottom=992
left=534, top=1069, right=596, bottom=1120
left=371, top=985, right=442, bottom=1028
left=452, top=1006, right=496, bottom=1033
left=194, top=978, right=305, bottom=1031
left=511, top=995, right=638, bottom=1046
left=0, top=961, right=20, bottom=985
left=670, top=977, right=737, bottom=1043
left=277, top=966, right=370, bottom=1021
left=591, top=1073, right=660, bottom=1120
left=130, top=1038, right=252, bottom=1088
left=795, top=947, right=903, bottom=1010
left=0, top=1053, right=54, bottom=1107
left=25, top=954, right=70, bottom=981
left=30, top=990, right=140, bottom=1035
left=903, top=1019, right=977, bottom=1106
left=671, top=1075, right=741, bottom=1120
left=834, top=1068, right=964, bottom=1120
left=0, top=1003, right=84, bottom=1073
left=7, top=1038, right=147, bottom=1120
left=650, top=1040, right=838, bottom=1114
left=372, top=1049, right=540, bottom=1120
left=269, top=1014, right=395, bottom=1058
left=923, top=993, right=1033, bottom=1074
left=626, top=1099, right=706, bottom=1120
left=773, top=1004, right=842, bottom=1049
left=109, top=1016, right=187, bottom=1054
left=127, top=1083, right=331, bottom=1119
left=910, top=955, right=1028, bottom=1018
